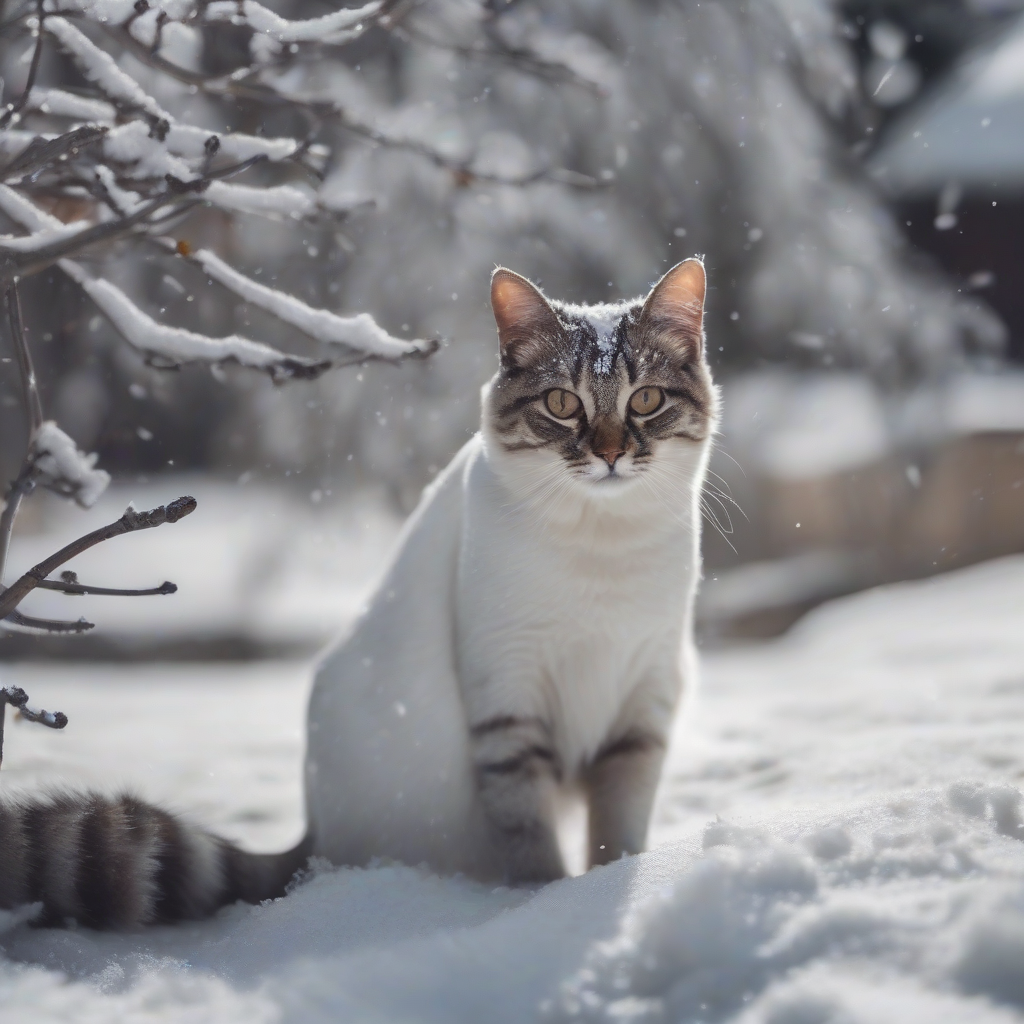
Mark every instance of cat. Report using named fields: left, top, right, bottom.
left=0, top=257, right=717, bottom=925
left=304, top=257, right=717, bottom=882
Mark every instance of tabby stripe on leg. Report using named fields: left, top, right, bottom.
left=477, top=744, right=558, bottom=777
left=592, top=731, right=665, bottom=764
left=469, top=714, right=548, bottom=737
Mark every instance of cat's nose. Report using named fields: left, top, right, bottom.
left=596, top=448, right=626, bottom=468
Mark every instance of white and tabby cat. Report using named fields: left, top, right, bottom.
left=0, top=258, right=717, bottom=925
left=306, top=257, right=717, bottom=882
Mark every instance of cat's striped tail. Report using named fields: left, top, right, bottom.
left=0, top=792, right=311, bottom=930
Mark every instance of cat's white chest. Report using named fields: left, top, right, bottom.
left=455, top=448, right=696, bottom=769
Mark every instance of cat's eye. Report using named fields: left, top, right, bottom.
left=629, top=387, right=664, bottom=416
left=545, top=389, right=581, bottom=418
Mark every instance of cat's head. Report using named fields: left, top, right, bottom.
left=481, top=259, right=718, bottom=505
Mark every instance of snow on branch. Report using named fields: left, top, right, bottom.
left=204, top=0, right=381, bottom=45
left=0, top=183, right=62, bottom=233
left=58, top=259, right=332, bottom=380
left=187, top=247, right=436, bottom=360
left=0, top=218, right=90, bottom=253
left=0, top=185, right=424, bottom=378
left=29, top=421, right=111, bottom=508
left=203, top=181, right=331, bottom=219
left=0, top=685, right=68, bottom=770
left=44, top=17, right=173, bottom=123
left=164, top=126, right=302, bottom=164
left=25, top=87, right=116, bottom=123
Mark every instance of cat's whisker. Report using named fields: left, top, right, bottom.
left=702, top=476, right=747, bottom=522
left=708, top=439, right=747, bottom=478
left=700, top=491, right=736, bottom=535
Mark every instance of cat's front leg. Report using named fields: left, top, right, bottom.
left=469, top=714, right=565, bottom=884
left=584, top=728, right=667, bottom=868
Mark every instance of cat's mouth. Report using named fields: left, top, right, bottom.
left=586, top=466, right=636, bottom=487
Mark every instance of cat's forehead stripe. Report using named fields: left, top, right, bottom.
left=554, top=302, right=633, bottom=380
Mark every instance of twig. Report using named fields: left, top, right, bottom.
left=2, top=124, right=110, bottom=182
left=3, top=608, right=94, bottom=632
left=89, top=24, right=599, bottom=190
left=0, top=684, right=68, bottom=771
left=5, top=191, right=193, bottom=279
left=37, top=570, right=177, bottom=596
left=0, top=0, right=46, bottom=131
left=0, top=495, right=196, bottom=620
left=0, top=280, right=43, bottom=588
left=5, top=281, right=43, bottom=432
left=395, top=23, right=606, bottom=97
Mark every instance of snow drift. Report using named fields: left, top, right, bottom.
left=2, top=554, right=1024, bottom=1022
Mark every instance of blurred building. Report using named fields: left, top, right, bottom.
left=699, top=371, right=1024, bottom=640
left=871, top=11, right=1024, bottom=360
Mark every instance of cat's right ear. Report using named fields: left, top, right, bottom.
left=491, top=268, right=561, bottom=369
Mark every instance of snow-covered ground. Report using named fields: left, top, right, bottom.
left=2, top=555, right=1024, bottom=1022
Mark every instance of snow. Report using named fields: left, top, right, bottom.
left=0, top=188, right=369, bottom=378
left=0, top=219, right=89, bottom=254
left=44, top=17, right=173, bottom=123
left=202, top=181, right=319, bottom=218
left=98, top=126, right=319, bottom=221
left=3, top=551, right=1024, bottom=1021
left=945, top=372, right=1024, bottom=434
left=45, top=0, right=159, bottom=24
left=191, top=248, right=433, bottom=359
left=0, top=181, right=89, bottom=253
left=721, top=372, right=889, bottom=480
left=717, top=370, right=1024, bottom=482
left=57, top=262, right=328, bottom=380
left=0, top=185, right=61, bottom=233
left=163, top=126, right=298, bottom=164
left=25, top=88, right=116, bottom=123
left=28, top=422, right=111, bottom=509
left=204, top=0, right=380, bottom=44
left=94, top=165, right=144, bottom=215
left=698, top=550, right=860, bottom=623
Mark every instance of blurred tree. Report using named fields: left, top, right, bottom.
left=1, top=0, right=1007, bottom=511
left=226, top=0, right=1005, bottom=505
left=839, top=0, right=1024, bottom=132
left=2, top=0, right=495, bottom=634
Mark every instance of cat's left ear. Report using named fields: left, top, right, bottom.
left=640, top=258, right=706, bottom=361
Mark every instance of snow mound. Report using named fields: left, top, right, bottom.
left=546, top=785, right=1024, bottom=1024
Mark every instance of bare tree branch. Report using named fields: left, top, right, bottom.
left=0, top=684, right=68, bottom=770
left=2, top=124, right=109, bottom=182
left=0, top=0, right=46, bottom=131
left=0, top=495, right=197, bottom=620
left=0, top=466, right=36, bottom=586
left=394, top=22, right=606, bottom=97
left=37, top=570, right=177, bottom=597
left=84, top=22, right=599, bottom=190
left=0, top=282, right=42, bottom=589
left=3, top=608, right=94, bottom=632
left=5, top=281, right=42, bottom=432
left=3, top=191, right=190, bottom=279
